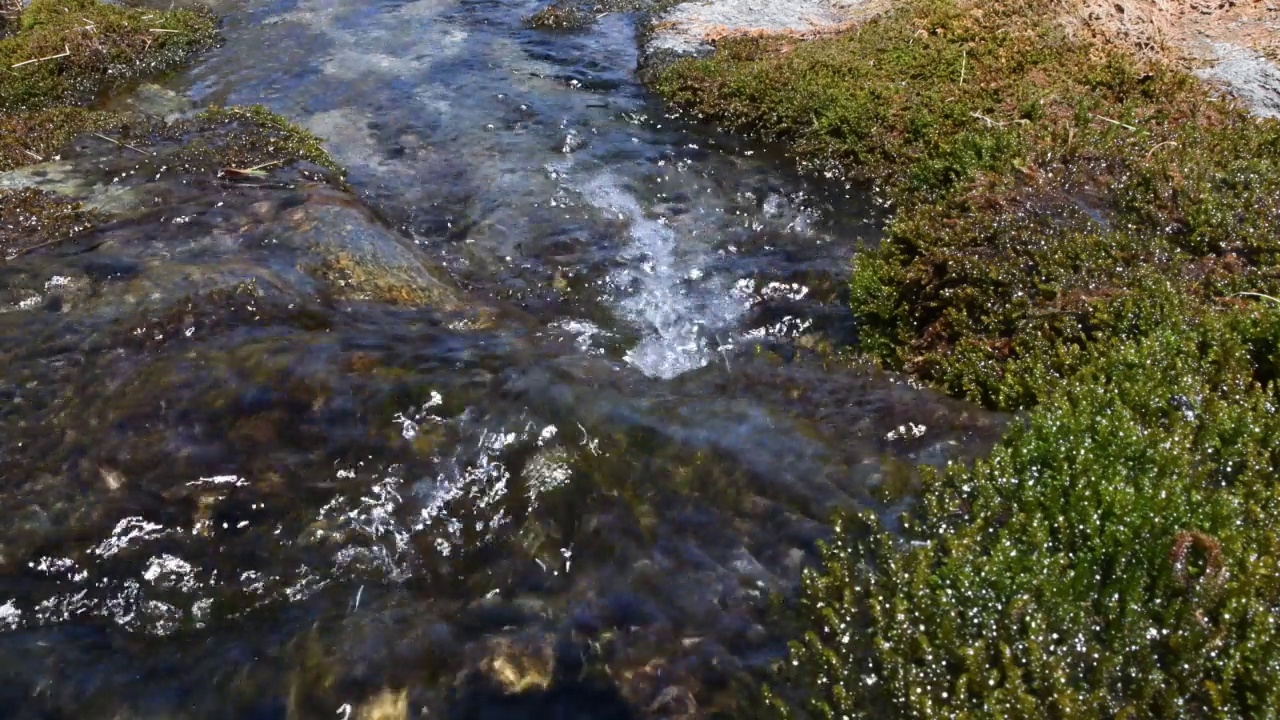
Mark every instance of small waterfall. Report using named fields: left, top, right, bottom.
left=576, top=174, right=743, bottom=379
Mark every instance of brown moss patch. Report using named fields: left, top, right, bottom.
left=0, top=107, right=126, bottom=171
left=0, top=186, right=99, bottom=258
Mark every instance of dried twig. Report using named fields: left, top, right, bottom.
left=215, top=181, right=293, bottom=189
left=971, top=111, right=997, bottom=126
left=22, top=149, right=43, bottom=161
left=222, top=159, right=283, bottom=178
left=1236, top=291, right=1280, bottom=306
left=970, top=112, right=1030, bottom=128
left=1144, top=140, right=1178, bottom=160
left=12, top=45, right=70, bottom=68
left=91, top=132, right=152, bottom=156
left=149, top=28, right=181, bottom=33
left=1092, top=113, right=1138, bottom=131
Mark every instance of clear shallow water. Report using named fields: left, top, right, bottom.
left=0, top=1, right=1005, bottom=717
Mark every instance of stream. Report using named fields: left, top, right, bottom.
left=0, top=0, right=1005, bottom=717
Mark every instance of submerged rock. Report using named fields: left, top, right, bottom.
left=112, top=83, right=196, bottom=122
left=0, top=159, right=144, bottom=214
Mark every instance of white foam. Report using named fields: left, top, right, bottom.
left=577, top=175, right=743, bottom=379
left=0, top=600, right=21, bottom=630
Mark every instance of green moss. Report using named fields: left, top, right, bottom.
left=165, top=105, right=345, bottom=178
left=773, top=299, right=1280, bottom=718
left=0, top=5, right=337, bottom=185
left=29, top=103, right=339, bottom=175
left=0, top=0, right=221, bottom=173
left=655, top=0, right=1280, bottom=410
left=0, top=0, right=218, bottom=112
left=525, top=2, right=594, bottom=31
left=0, top=5, right=337, bottom=246
left=854, top=111, right=1280, bottom=408
left=0, top=105, right=343, bottom=218
left=656, top=0, right=1280, bottom=716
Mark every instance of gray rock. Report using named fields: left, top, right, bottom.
left=1196, top=43, right=1280, bottom=120
left=646, top=0, right=871, bottom=58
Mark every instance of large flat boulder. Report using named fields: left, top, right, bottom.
left=646, top=0, right=882, bottom=57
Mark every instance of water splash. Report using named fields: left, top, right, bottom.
left=0, top=390, right=589, bottom=636
left=576, top=174, right=743, bottom=379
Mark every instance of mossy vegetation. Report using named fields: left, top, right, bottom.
left=0, top=0, right=347, bottom=257
left=0, top=107, right=125, bottom=171
left=123, top=104, right=345, bottom=178
left=188, top=105, right=343, bottom=176
left=525, top=2, right=595, bottom=31
left=0, top=0, right=216, bottom=254
left=655, top=0, right=1280, bottom=409
left=0, top=0, right=217, bottom=111
left=0, top=186, right=99, bottom=258
left=655, top=0, right=1280, bottom=716
left=770, top=298, right=1280, bottom=718
left=526, top=0, right=686, bottom=31
left=0, top=0, right=220, bottom=172
left=0, top=105, right=344, bottom=259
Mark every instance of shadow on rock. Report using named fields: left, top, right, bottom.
left=450, top=676, right=642, bottom=720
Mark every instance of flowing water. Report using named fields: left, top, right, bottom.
left=0, top=1, right=1005, bottom=716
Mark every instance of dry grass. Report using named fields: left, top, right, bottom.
left=1061, top=0, right=1280, bottom=65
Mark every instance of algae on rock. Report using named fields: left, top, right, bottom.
left=0, top=186, right=99, bottom=259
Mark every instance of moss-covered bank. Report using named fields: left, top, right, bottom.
left=0, top=0, right=216, bottom=257
left=655, top=0, right=1280, bottom=409
left=655, top=0, right=1280, bottom=715
left=1, top=0, right=217, bottom=111
left=772, top=295, right=1280, bottom=718
left=0, top=0, right=345, bottom=260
